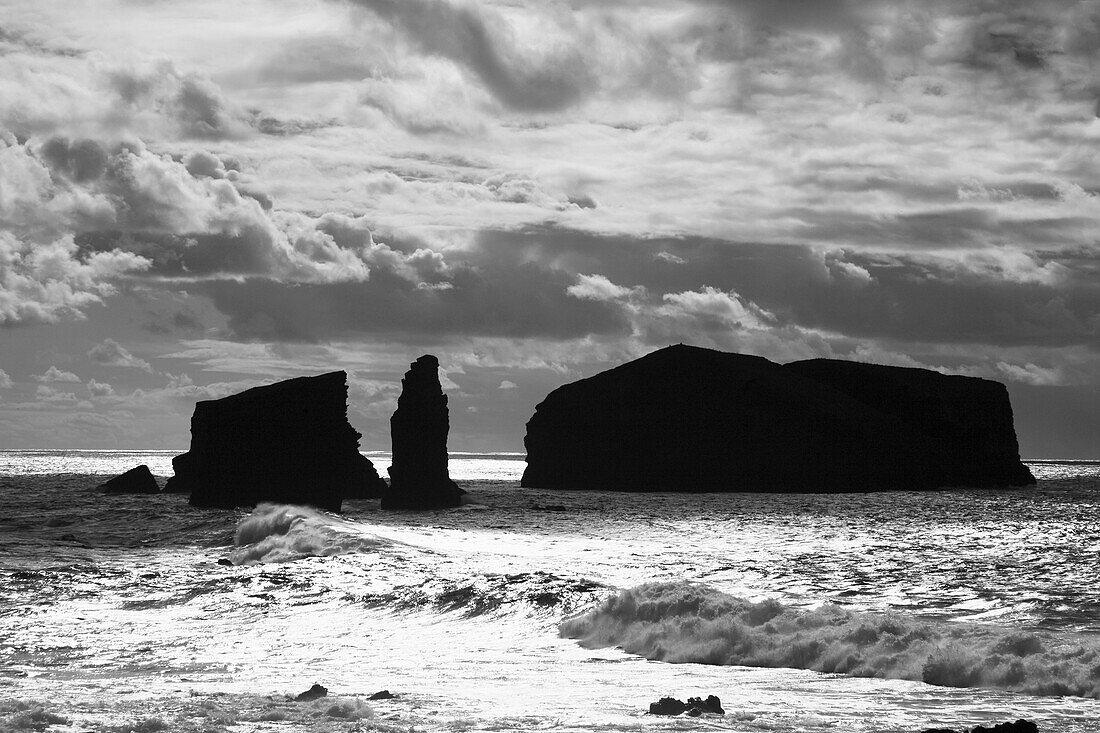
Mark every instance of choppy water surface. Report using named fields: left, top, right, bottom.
left=1, top=453, right=1100, bottom=732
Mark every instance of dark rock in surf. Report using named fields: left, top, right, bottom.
left=97, top=464, right=159, bottom=494
left=368, top=690, right=395, bottom=700
left=522, top=344, right=1035, bottom=492
left=165, top=371, right=385, bottom=511
left=381, top=355, right=465, bottom=510
left=649, top=697, right=688, bottom=715
left=295, top=683, right=328, bottom=701
left=688, top=696, right=724, bottom=715
left=648, top=695, right=723, bottom=716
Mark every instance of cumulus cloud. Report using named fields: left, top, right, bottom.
left=566, top=273, right=644, bottom=302
left=33, top=366, right=80, bottom=383
left=498, top=379, right=516, bottom=389
left=0, top=369, right=11, bottom=388
left=996, top=360, right=1062, bottom=386
left=35, top=385, right=78, bottom=403
left=86, top=378, right=115, bottom=397
left=657, top=286, right=776, bottom=330
left=87, top=339, right=154, bottom=372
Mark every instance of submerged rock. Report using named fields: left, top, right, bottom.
left=295, top=684, right=328, bottom=702
left=97, top=464, right=159, bottom=494
left=522, top=345, right=1035, bottom=492
left=382, top=355, right=465, bottom=510
left=165, top=371, right=385, bottom=511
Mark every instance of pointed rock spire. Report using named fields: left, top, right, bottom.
left=383, top=355, right=465, bottom=510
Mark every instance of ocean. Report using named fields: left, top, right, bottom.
left=2, top=452, right=1100, bottom=733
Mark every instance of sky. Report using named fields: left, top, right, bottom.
left=1, top=0, right=1099, bottom=457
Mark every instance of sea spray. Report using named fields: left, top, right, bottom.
left=560, top=582, right=1100, bottom=698
left=230, top=503, right=388, bottom=564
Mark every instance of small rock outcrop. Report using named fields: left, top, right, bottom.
left=381, top=355, right=465, bottom=510
left=648, top=696, right=724, bottom=716
left=164, top=371, right=385, bottom=511
left=97, top=464, right=159, bottom=494
left=295, top=684, right=328, bottom=702
left=522, top=345, right=1035, bottom=492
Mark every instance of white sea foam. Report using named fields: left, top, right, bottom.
left=230, top=503, right=389, bottom=564
left=560, top=582, right=1100, bottom=698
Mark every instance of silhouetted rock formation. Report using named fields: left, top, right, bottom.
left=382, top=355, right=465, bottom=510
left=97, top=464, right=159, bottom=494
left=522, top=345, right=1035, bottom=492
left=165, top=371, right=385, bottom=511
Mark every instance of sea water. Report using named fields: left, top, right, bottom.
left=2, top=451, right=1100, bottom=732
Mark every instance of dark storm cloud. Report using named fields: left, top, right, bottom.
left=199, top=239, right=630, bottom=342
left=472, top=227, right=1100, bottom=350
left=349, top=0, right=595, bottom=110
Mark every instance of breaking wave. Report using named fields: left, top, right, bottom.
left=350, top=571, right=607, bottom=621
left=560, top=582, right=1100, bottom=698
left=229, top=503, right=389, bottom=564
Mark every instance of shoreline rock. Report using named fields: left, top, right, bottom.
left=522, top=345, right=1035, bottom=492
left=382, top=355, right=465, bottom=510
left=165, top=371, right=385, bottom=511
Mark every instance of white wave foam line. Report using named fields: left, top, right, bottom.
left=230, top=503, right=389, bottom=564
left=560, top=582, right=1100, bottom=698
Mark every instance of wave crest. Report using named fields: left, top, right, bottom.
left=230, top=503, right=388, bottom=564
left=560, top=582, right=1100, bottom=698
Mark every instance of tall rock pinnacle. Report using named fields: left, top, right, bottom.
left=382, top=355, right=466, bottom=510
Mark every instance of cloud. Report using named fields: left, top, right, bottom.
left=498, top=379, right=516, bottom=389
left=996, top=360, right=1062, bottom=386
left=33, top=366, right=80, bottom=383
left=35, top=385, right=78, bottom=403
left=657, top=286, right=776, bottom=330
left=88, top=339, right=154, bottom=372
left=0, top=369, right=11, bottom=388
left=86, top=378, right=115, bottom=397
left=566, top=273, right=644, bottom=302
left=350, top=0, right=596, bottom=111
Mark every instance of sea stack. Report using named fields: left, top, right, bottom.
left=521, top=345, right=1035, bottom=492
left=382, top=355, right=465, bottom=510
left=165, top=371, right=386, bottom=511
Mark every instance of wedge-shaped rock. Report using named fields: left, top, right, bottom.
left=98, top=464, right=159, bottom=494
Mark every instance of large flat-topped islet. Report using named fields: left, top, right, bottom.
left=165, top=371, right=386, bottom=511
left=521, top=345, right=1035, bottom=492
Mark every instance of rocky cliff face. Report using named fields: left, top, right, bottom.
left=521, top=345, right=1035, bottom=492
left=165, top=371, right=386, bottom=511
left=382, top=355, right=465, bottom=510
